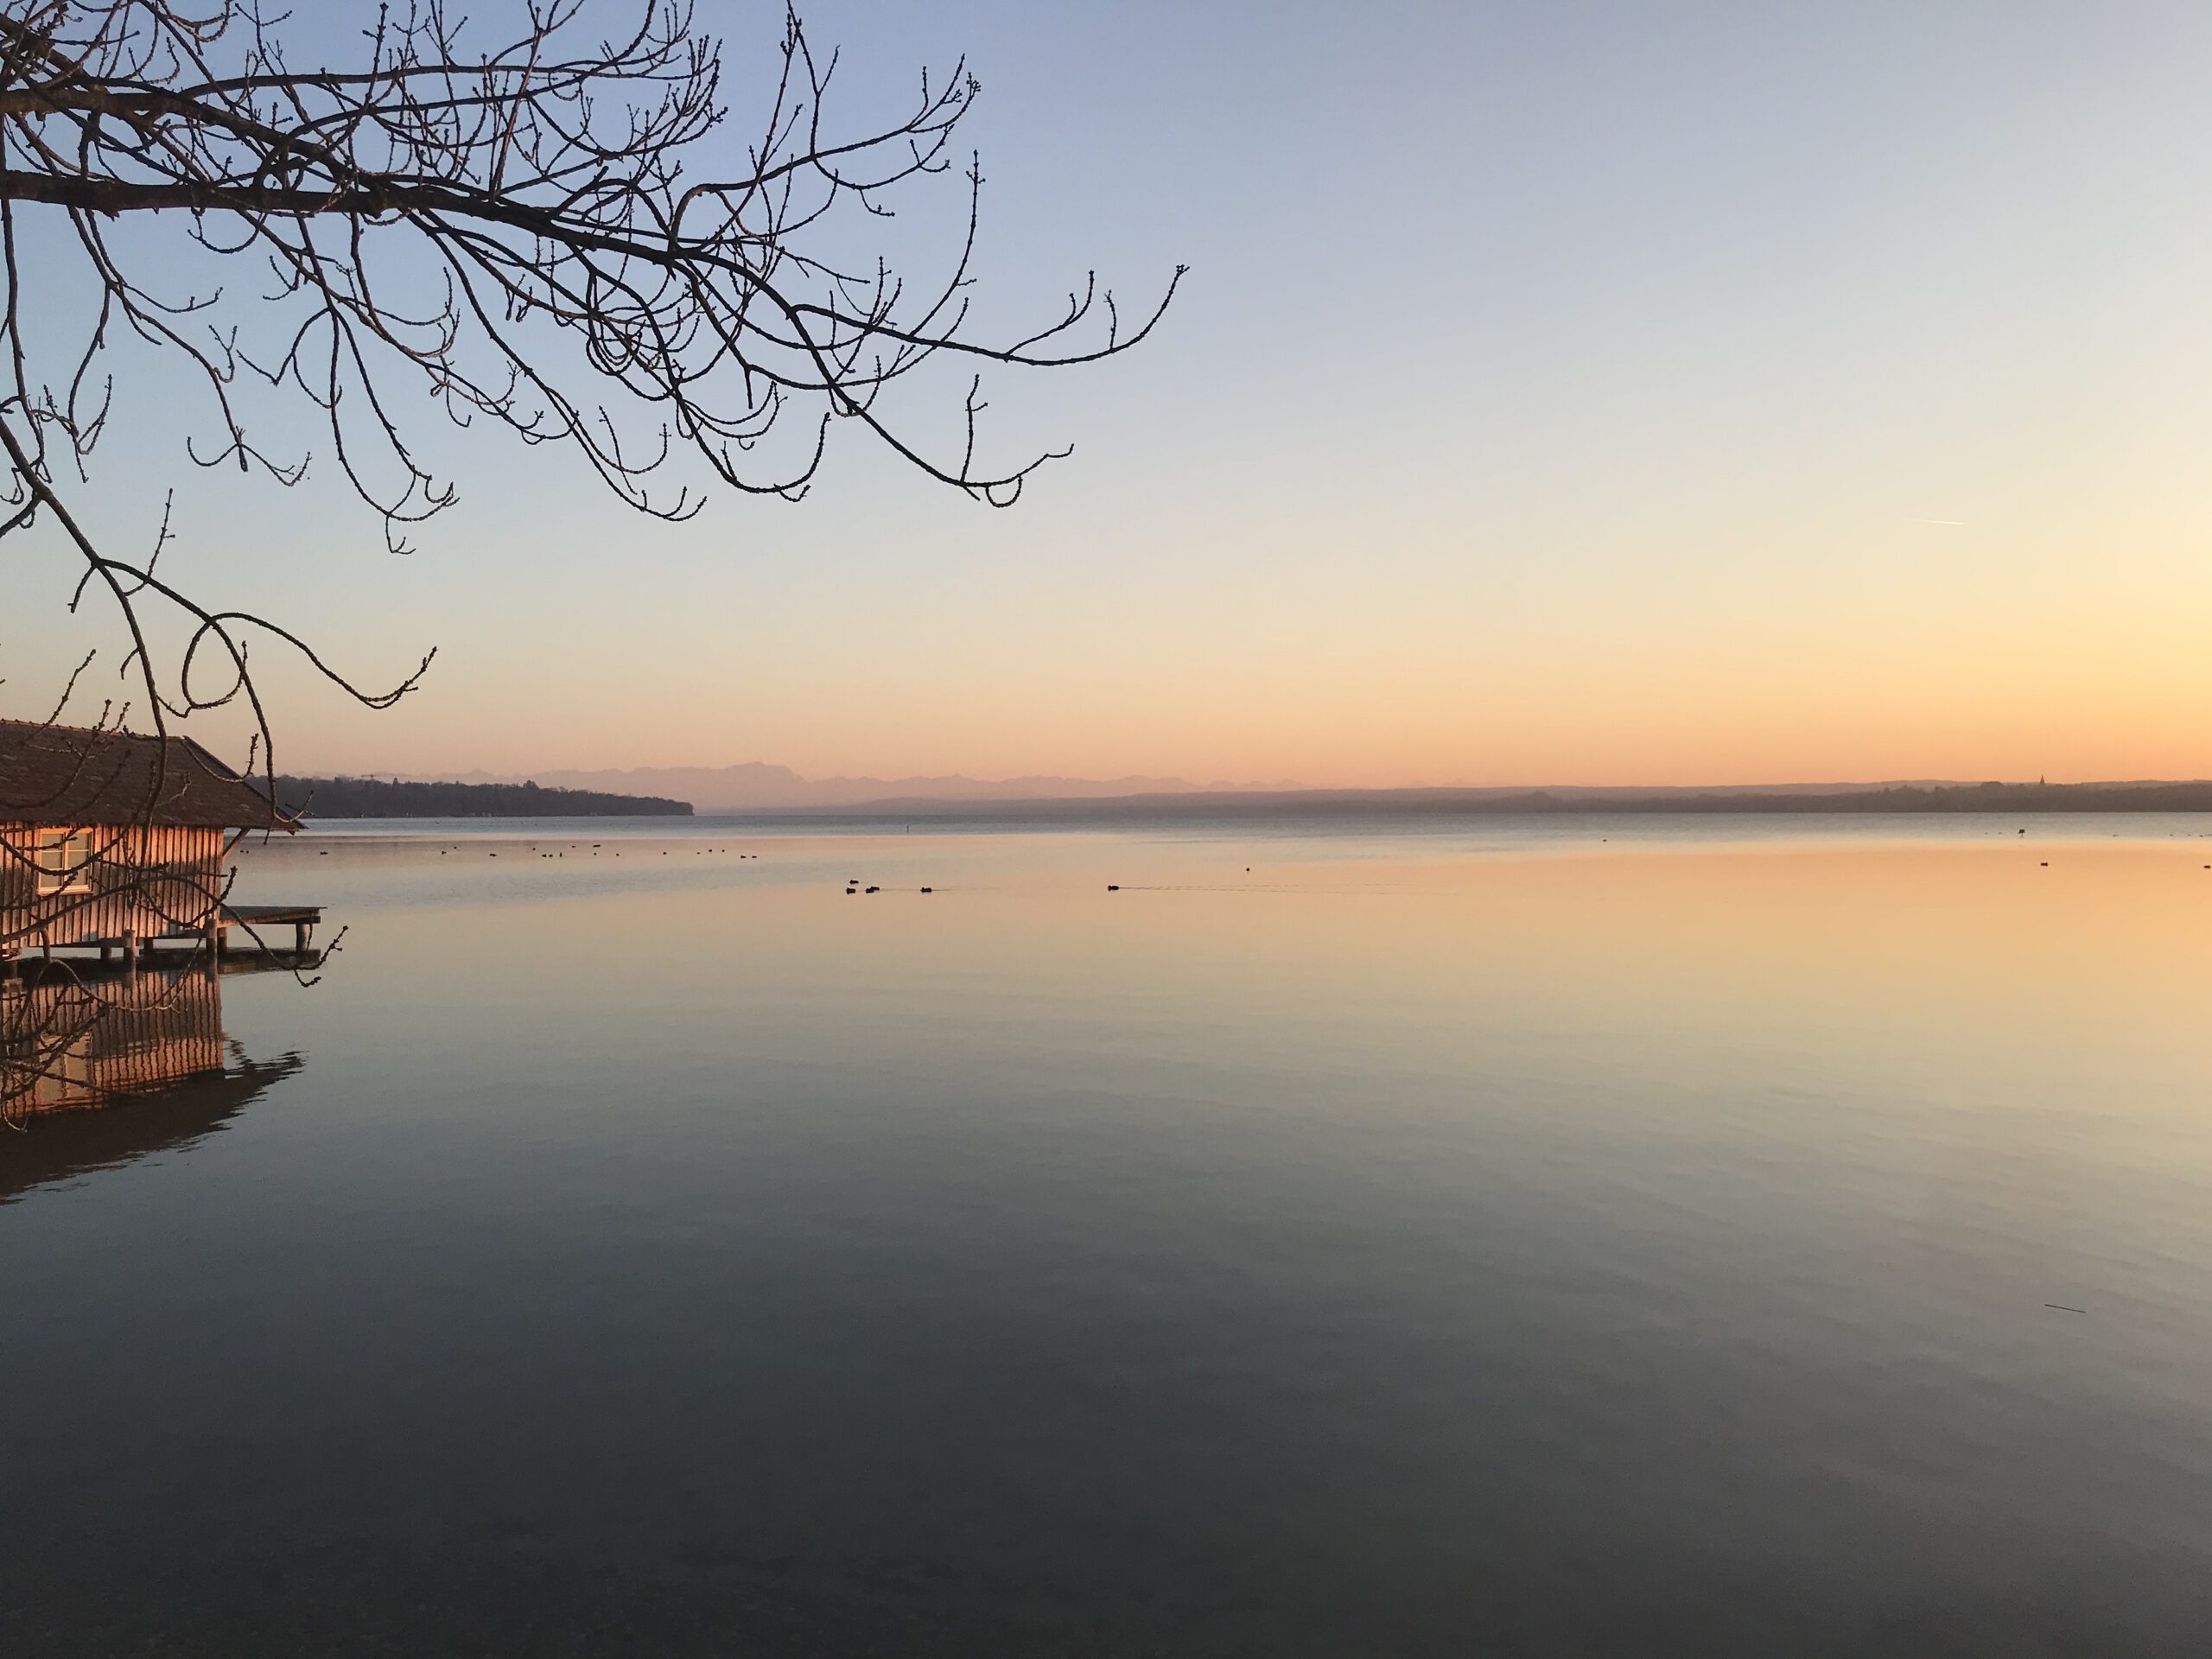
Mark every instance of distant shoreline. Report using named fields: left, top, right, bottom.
left=702, top=781, right=2212, bottom=823
left=262, top=776, right=2212, bottom=823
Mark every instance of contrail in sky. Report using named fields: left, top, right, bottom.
left=1912, top=518, right=1967, bottom=526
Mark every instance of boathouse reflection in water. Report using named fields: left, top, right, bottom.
left=0, top=964, right=302, bottom=1200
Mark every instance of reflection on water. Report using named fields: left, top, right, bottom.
left=1, top=964, right=304, bottom=1199
left=3, top=822, right=2212, bottom=1656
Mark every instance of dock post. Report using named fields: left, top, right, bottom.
left=123, top=931, right=138, bottom=973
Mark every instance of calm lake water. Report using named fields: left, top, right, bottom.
left=6, top=814, right=2212, bottom=1655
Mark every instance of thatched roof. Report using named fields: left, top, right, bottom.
left=0, top=720, right=296, bottom=830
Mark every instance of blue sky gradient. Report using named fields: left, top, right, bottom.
left=10, top=1, right=2212, bottom=785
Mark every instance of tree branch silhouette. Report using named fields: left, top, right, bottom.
left=0, top=0, right=1179, bottom=777
left=0, top=0, right=1178, bottom=1081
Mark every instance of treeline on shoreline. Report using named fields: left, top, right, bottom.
left=742, top=779, right=2212, bottom=822
left=1503, top=787, right=2212, bottom=823
left=261, top=776, right=693, bottom=818
left=1425, top=782, right=2212, bottom=816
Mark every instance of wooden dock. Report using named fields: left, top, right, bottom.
left=104, top=904, right=321, bottom=961
left=2, top=904, right=322, bottom=975
left=216, top=905, right=322, bottom=955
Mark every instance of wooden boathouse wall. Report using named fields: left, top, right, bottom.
left=0, top=823, right=226, bottom=950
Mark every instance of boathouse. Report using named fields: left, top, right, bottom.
left=0, top=719, right=303, bottom=964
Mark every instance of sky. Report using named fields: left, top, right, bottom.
left=10, top=0, right=2212, bottom=786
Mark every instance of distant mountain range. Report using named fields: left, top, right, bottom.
left=433, top=762, right=2005, bottom=814
left=388, top=764, right=2212, bottom=818
left=436, top=761, right=1303, bottom=813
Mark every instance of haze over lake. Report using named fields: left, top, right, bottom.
left=5, top=814, right=2210, bottom=1655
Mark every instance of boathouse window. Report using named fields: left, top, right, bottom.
left=33, top=829, right=98, bottom=897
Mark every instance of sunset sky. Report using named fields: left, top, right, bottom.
left=12, top=0, right=2212, bottom=786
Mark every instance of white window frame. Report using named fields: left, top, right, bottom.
left=33, top=828, right=98, bottom=898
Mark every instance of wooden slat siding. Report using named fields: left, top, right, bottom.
left=0, top=823, right=224, bottom=950
left=3, top=970, right=225, bottom=1117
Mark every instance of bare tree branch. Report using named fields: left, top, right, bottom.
left=0, top=0, right=1178, bottom=1020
